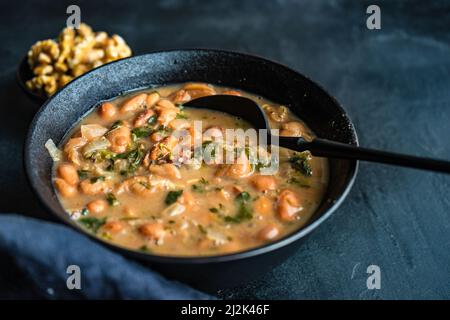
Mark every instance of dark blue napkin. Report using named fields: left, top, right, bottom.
left=0, top=214, right=213, bottom=299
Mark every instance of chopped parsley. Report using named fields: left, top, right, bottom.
left=224, top=204, right=253, bottom=223
left=106, top=193, right=119, bottom=206
left=235, top=191, right=251, bottom=202
left=191, top=177, right=209, bottom=193
left=288, top=177, right=311, bottom=188
left=90, top=176, right=105, bottom=183
left=78, top=217, right=106, bottom=233
left=165, top=190, right=183, bottom=205
left=115, top=147, right=145, bottom=173
left=198, top=224, right=207, bottom=235
left=289, top=152, right=313, bottom=176
left=209, top=203, right=224, bottom=214
left=223, top=191, right=253, bottom=223
left=139, top=245, right=151, bottom=252
left=77, top=170, right=90, bottom=180
left=131, top=126, right=153, bottom=141
left=110, top=120, right=123, bottom=130
left=176, top=112, right=188, bottom=119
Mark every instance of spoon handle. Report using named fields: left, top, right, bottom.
left=278, top=136, right=450, bottom=174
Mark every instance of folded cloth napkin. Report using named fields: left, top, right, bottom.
left=0, top=214, right=213, bottom=299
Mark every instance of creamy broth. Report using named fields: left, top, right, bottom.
left=53, top=83, right=328, bottom=256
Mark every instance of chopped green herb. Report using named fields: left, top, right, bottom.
left=110, top=120, right=123, bottom=130
left=224, top=203, right=253, bottom=223
left=202, top=140, right=213, bottom=148
left=105, top=161, right=114, bottom=172
left=130, top=148, right=145, bottom=170
left=165, top=190, right=183, bottom=205
left=288, top=177, right=311, bottom=188
left=176, top=112, right=188, bottom=119
left=78, top=217, right=106, bottom=233
left=203, top=140, right=218, bottom=159
left=114, top=151, right=129, bottom=160
left=289, top=152, right=313, bottom=176
left=191, top=178, right=209, bottom=193
left=209, top=206, right=227, bottom=218
left=139, top=181, right=151, bottom=189
left=198, top=224, right=207, bottom=235
left=89, top=149, right=117, bottom=161
left=131, top=126, right=153, bottom=141
left=224, top=191, right=253, bottom=223
left=106, top=193, right=119, bottom=206
left=139, top=245, right=151, bottom=252
left=77, top=170, right=90, bottom=180
left=120, top=217, right=139, bottom=221
left=255, top=158, right=272, bottom=171
left=103, top=150, right=118, bottom=160
left=192, top=184, right=204, bottom=193
left=100, top=232, right=112, bottom=240
left=116, top=147, right=145, bottom=173
left=81, top=208, right=89, bottom=216
left=156, top=126, right=171, bottom=134
left=235, top=191, right=251, bottom=202
left=90, top=176, right=105, bottom=183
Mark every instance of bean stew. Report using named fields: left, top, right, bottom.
left=52, top=83, right=329, bottom=256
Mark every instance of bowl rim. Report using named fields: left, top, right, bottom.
left=24, top=48, right=359, bottom=264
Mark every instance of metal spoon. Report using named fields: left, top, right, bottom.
left=185, top=95, right=450, bottom=174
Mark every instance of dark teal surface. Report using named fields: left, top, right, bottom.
left=0, top=0, right=449, bottom=299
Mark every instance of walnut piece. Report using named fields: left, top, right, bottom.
left=26, top=23, right=132, bottom=96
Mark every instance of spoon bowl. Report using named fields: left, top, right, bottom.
left=186, top=94, right=450, bottom=174
left=185, top=94, right=269, bottom=131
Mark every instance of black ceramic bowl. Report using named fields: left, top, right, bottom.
left=24, top=49, right=358, bottom=292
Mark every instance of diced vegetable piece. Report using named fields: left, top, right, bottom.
left=206, top=229, right=228, bottom=245
left=81, top=124, right=108, bottom=141
left=82, top=137, right=111, bottom=158
left=163, top=202, right=186, bottom=216
left=45, top=139, right=62, bottom=162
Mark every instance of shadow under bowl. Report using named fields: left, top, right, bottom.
left=24, top=49, right=358, bottom=292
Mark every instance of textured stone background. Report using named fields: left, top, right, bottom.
left=0, top=0, right=449, bottom=299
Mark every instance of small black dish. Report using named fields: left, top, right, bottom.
left=24, top=49, right=358, bottom=292
left=16, top=55, right=48, bottom=104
